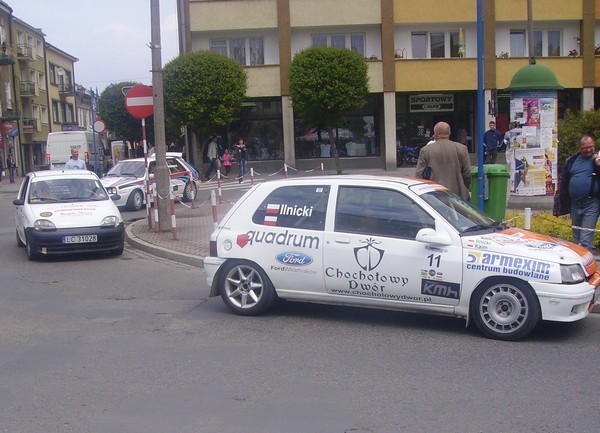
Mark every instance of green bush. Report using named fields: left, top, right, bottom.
left=505, top=210, right=600, bottom=248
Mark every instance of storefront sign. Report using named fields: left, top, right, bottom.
left=409, top=94, right=454, bottom=112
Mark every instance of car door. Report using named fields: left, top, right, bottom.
left=323, top=185, right=463, bottom=309
left=14, top=176, right=31, bottom=241
left=167, top=157, right=187, bottom=198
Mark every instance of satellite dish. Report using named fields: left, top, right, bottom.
left=57, top=68, right=65, bottom=76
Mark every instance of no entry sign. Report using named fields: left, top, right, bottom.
left=125, top=85, right=154, bottom=118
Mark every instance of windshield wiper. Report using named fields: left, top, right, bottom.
left=462, top=224, right=490, bottom=233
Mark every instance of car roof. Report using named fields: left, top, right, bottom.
left=29, top=170, right=100, bottom=181
left=253, top=174, right=428, bottom=188
left=117, top=152, right=184, bottom=164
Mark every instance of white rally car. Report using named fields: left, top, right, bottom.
left=205, top=175, right=600, bottom=341
left=101, top=152, right=200, bottom=211
left=13, top=170, right=125, bottom=260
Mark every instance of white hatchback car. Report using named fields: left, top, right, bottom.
left=205, top=175, right=600, bottom=341
left=13, top=170, right=125, bottom=260
left=101, top=152, right=200, bottom=211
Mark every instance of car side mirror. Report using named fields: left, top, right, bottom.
left=13, top=199, right=24, bottom=206
left=111, top=194, right=122, bottom=202
left=415, top=227, right=452, bottom=246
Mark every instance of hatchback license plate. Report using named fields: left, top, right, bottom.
left=63, top=235, right=97, bottom=244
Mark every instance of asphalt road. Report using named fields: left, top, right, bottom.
left=0, top=182, right=599, bottom=433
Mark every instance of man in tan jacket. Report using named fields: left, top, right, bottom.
left=415, top=122, right=471, bottom=200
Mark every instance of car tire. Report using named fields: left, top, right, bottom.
left=471, top=278, right=541, bottom=341
left=126, top=189, right=144, bottom=211
left=183, top=182, right=197, bottom=202
left=25, top=232, right=39, bottom=261
left=219, top=260, right=277, bottom=316
left=16, top=230, right=25, bottom=248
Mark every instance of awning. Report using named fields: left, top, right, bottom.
left=6, top=126, right=19, bottom=137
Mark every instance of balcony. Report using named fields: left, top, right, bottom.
left=20, top=81, right=36, bottom=97
left=17, top=44, right=34, bottom=61
left=22, top=118, right=38, bottom=133
left=59, top=82, right=74, bottom=95
left=0, top=42, right=15, bottom=65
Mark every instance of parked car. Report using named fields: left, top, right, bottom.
left=100, top=152, right=200, bottom=211
left=13, top=170, right=125, bottom=260
left=205, top=175, right=600, bottom=341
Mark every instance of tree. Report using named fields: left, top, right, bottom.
left=163, top=51, right=247, bottom=160
left=557, top=109, right=600, bottom=166
left=289, top=46, right=369, bottom=173
left=98, top=82, right=154, bottom=145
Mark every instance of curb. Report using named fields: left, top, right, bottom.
left=125, top=221, right=204, bottom=268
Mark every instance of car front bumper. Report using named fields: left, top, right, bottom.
left=26, top=224, right=125, bottom=256
left=532, top=278, right=598, bottom=322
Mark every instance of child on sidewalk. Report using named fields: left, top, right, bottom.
left=221, top=149, right=232, bottom=176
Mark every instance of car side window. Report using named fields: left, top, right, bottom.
left=252, top=185, right=329, bottom=230
left=335, top=186, right=435, bottom=239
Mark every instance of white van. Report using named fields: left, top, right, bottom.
left=46, top=131, right=105, bottom=173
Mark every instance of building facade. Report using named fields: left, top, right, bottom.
left=179, top=0, right=600, bottom=170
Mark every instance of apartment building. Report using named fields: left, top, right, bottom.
left=178, top=0, right=599, bottom=170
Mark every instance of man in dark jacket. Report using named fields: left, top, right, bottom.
left=553, top=134, right=600, bottom=250
left=483, top=121, right=503, bottom=164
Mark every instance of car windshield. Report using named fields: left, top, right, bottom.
left=418, top=188, right=498, bottom=234
left=106, top=161, right=146, bottom=178
left=29, top=179, right=109, bottom=203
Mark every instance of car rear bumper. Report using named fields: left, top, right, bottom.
left=26, top=224, right=125, bottom=256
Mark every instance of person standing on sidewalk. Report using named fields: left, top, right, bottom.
left=220, top=148, right=232, bottom=177
left=6, top=149, right=16, bottom=183
left=204, top=135, right=219, bottom=180
left=553, top=134, right=600, bottom=251
left=483, top=121, right=503, bottom=164
left=234, top=137, right=248, bottom=183
left=416, top=122, right=471, bottom=200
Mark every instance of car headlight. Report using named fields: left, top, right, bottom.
left=106, top=187, right=118, bottom=194
left=33, top=219, right=56, bottom=231
left=100, top=216, right=119, bottom=227
left=560, top=264, right=586, bottom=284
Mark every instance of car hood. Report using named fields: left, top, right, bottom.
left=464, top=227, right=596, bottom=275
left=100, top=176, right=145, bottom=189
left=31, top=201, right=122, bottom=228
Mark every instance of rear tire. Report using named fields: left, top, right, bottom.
left=471, top=278, right=540, bottom=341
left=126, top=189, right=144, bottom=211
left=183, top=182, right=197, bottom=202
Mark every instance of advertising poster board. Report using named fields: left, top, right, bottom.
left=508, top=91, right=558, bottom=196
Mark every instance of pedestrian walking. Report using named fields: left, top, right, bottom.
left=6, top=149, right=17, bottom=183
left=204, top=135, right=219, bottom=180
left=221, top=148, right=232, bottom=176
left=553, top=134, right=600, bottom=251
left=483, top=121, right=503, bottom=164
left=234, top=137, right=248, bottom=183
left=415, top=122, right=471, bottom=200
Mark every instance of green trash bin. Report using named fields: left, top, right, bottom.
left=469, top=164, right=509, bottom=221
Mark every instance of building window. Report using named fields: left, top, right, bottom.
left=311, top=34, right=366, bottom=57
left=210, top=37, right=265, bottom=66
left=41, top=106, right=48, bottom=125
left=52, top=100, right=59, bottom=123
left=534, top=30, right=561, bottom=56
left=412, top=31, right=462, bottom=58
left=49, top=64, right=57, bottom=85
left=510, top=30, right=526, bottom=57
left=38, top=72, right=46, bottom=91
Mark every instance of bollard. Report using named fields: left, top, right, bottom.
left=153, top=186, right=160, bottom=233
left=250, top=167, right=255, bottom=185
left=217, top=169, right=223, bottom=204
left=211, top=189, right=219, bottom=230
left=170, top=190, right=177, bottom=240
left=524, top=207, right=531, bottom=230
left=189, top=170, right=198, bottom=209
left=284, top=164, right=289, bottom=178
left=321, top=162, right=324, bottom=176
